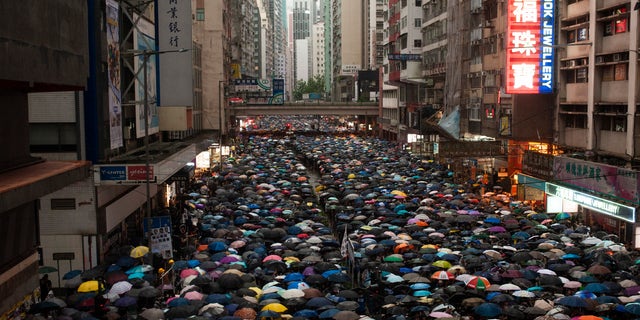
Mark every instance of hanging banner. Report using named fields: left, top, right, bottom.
left=133, top=14, right=159, bottom=138
left=106, top=0, right=123, bottom=149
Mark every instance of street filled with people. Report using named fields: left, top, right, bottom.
left=30, top=117, right=640, bottom=320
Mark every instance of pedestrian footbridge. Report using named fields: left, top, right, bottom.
left=228, top=102, right=379, bottom=117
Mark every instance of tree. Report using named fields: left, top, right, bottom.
left=292, top=74, right=325, bottom=101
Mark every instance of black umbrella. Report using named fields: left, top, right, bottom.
left=29, top=301, right=62, bottom=314
left=502, top=305, right=526, bottom=320
left=327, top=272, right=351, bottom=283
left=165, top=304, right=199, bottom=319
left=217, top=273, right=244, bottom=290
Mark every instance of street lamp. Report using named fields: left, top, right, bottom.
left=218, top=80, right=225, bottom=170
left=128, top=48, right=188, bottom=241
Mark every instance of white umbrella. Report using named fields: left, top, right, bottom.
left=537, top=269, right=557, bottom=276
left=109, top=281, right=133, bottom=295
left=512, top=290, right=536, bottom=298
left=278, top=289, right=305, bottom=299
left=499, top=283, right=521, bottom=291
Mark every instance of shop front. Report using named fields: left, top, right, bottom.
left=548, top=156, right=640, bottom=246
left=545, top=182, right=636, bottom=246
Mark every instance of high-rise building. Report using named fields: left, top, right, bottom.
left=331, top=0, right=368, bottom=102
left=312, top=22, right=326, bottom=78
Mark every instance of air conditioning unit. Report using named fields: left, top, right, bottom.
left=596, top=56, right=604, bottom=64
left=467, top=73, right=473, bottom=78
left=568, top=60, right=576, bottom=67
left=613, top=53, right=621, bottom=62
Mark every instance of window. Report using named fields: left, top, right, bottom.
left=601, top=116, right=626, bottom=132
left=196, top=8, right=205, bottom=21
left=51, top=199, right=76, bottom=210
left=414, top=39, right=422, bottom=47
left=564, top=114, right=587, bottom=128
left=602, top=7, right=628, bottom=36
left=469, top=104, right=481, bottom=121
left=602, top=64, right=628, bottom=81
left=30, top=123, right=78, bottom=152
left=415, top=18, right=422, bottom=27
left=485, top=104, right=496, bottom=119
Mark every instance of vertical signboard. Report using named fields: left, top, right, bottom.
left=506, top=0, right=555, bottom=94
left=106, top=0, right=123, bottom=149
left=157, top=0, right=193, bottom=107
left=134, top=14, right=160, bottom=138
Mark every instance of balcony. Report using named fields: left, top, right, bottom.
left=600, top=80, right=629, bottom=102
left=598, top=130, right=627, bottom=155
left=567, top=0, right=589, bottom=19
left=561, top=128, right=588, bottom=149
left=565, top=83, right=589, bottom=103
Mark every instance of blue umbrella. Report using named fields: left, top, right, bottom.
left=284, top=272, right=304, bottom=282
left=625, top=302, right=640, bottom=316
left=556, top=295, right=589, bottom=308
left=318, top=308, right=340, bottom=319
left=474, top=303, right=502, bottom=317
left=206, top=293, right=231, bottom=305
left=116, top=256, right=136, bottom=268
left=484, top=217, right=501, bottom=224
left=168, top=297, right=190, bottom=307
left=63, top=270, right=82, bottom=280
left=114, top=296, right=137, bottom=308
left=561, top=253, right=581, bottom=260
left=208, top=241, right=228, bottom=252
left=306, top=297, right=334, bottom=309
left=294, top=309, right=318, bottom=318
left=410, top=283, right=431, bottom=290
left=127, top=272, right=145, bottom=280
left=583, top=283, right=608, bottom=294
left=187, top=259, right=200, bottom=268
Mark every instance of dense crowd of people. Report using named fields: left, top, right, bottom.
left=29, top=131, right=640, bottom=320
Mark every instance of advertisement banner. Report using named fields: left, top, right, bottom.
left=94, top=164, right=155, bottom=185
left=157, top=0, right=193, bottom=107
left=133, top=14, right=159, bottom=138
left=553, top=156, right=640, bottom=203
left=506, top=0, right=555, bottom=94
left=106, top=0, right=123, bottom=149
left=143, top=216, right=173, bottom=259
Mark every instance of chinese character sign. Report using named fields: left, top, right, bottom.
left=506, top=0, right=555, bottom=94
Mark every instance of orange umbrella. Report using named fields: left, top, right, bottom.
left=431, top=270, right=455, bottom=281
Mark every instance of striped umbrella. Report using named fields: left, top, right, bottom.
left=465, top=276, right=491, bottom=290
left=431, top=270, right=455, bottom=281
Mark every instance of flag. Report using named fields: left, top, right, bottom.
left=340, top=224, right=349, bottom=258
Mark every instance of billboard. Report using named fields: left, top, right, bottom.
left=94, top=164, right=155, bottom=185
left=553, top=156, right=640, bottom=203
left=133, top=14, right=160, bottom=138
left=506, top=0, right=555, bottom=94
left=232, top=78, right=284, bottom=105
left=106, top=0, right=123, bottom=149
left=157, top=0, right=193, bottom=107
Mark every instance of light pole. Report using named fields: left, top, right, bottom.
left=219, top=80, right=225, bottom=170
left=129, top=48, right=188, bottom=241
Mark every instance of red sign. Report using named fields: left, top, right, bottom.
left=128, top=165, right=153, bottom=181
left=506, top=0, right=555, bottom=94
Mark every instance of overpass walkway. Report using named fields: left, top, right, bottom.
left=227, top=101, right=379, bottom=117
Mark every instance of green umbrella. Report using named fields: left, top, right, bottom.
left=384, top=254, right=404, bottom=262
left=38, top=266, right=58, bottom=274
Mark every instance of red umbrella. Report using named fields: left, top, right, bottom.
left=263, top=255, right=283, bottom=262
left=180, top=269, right=199, bottom=279
left=431, top=270, right=455, bottom=281
left=466, top=276, right=491, bottom=290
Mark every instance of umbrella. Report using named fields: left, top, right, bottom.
left=332, top=310, right=359, bottom=320
left=465, top=276, right=491, bottom=290
left=29, top=301, right=62, bottom=314
left=624, top=302, right=640, bottom=316
left=63, top=270, right=83, bottom=280
left=474, top=303, right=502, bottom=317
left=429, top=311, right=454, bottom=318
left=130, top=245, right=150, bottom=258
left=109, top=281, right=133, bottom=295
left=431, top=270, right=454, bottom=281
left=555, top=295, right=589, bottom=308
left=139, top=307, right=165, bottom=320
left=512, top=290, right=536, bottom=298
left=431, top=260, right=452, bottom=269
left=38, top=266, right=58, bottom=274
left=262, top=303, right=288, bottom=313
left=114, top=296, right=138, bottom=308
left=77, top=280, right=101, bottom=293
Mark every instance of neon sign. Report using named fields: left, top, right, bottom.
left=506, top=0, right=555, bottom=94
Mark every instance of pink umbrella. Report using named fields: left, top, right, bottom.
left=219, top=256, right=240, bottom=264
left=429, top=311, right=454, bottom=318
left=180, top=269, right=199, bottom=279
left=263, top=255, right=283, bottom=262
left=184, top=291, right=204, bottom=301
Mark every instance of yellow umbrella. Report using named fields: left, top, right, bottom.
left=391, top=190, right=407, bottom=197
left=130, top=246, right=150, bottom=258
left=431, top=260, right=452, bottom=269
left=261, top=303, right=288, bottom=313
left=77, top=280, right=100, bottom=293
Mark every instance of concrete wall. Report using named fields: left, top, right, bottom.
left=0, top=0, right=88, bottom=88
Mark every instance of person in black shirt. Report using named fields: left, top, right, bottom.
left=39, top=274, right=52, bottom=301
